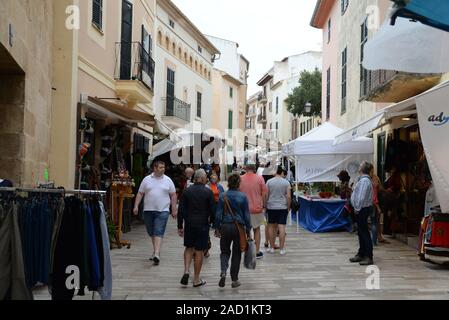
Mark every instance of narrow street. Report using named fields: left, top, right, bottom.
left=34, top=219, right=449, bottom=300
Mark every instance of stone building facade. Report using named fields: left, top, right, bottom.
left=0, top=0, right=54, bottom=187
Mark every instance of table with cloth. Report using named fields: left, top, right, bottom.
left=294, top=196, right=351, bottom=233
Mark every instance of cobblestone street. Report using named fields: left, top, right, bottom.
left=34, top=219, right=449, bottom=300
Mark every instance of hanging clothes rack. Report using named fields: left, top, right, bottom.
left=0, top=187, right=107, bottom=195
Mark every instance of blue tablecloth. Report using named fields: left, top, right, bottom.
left=297, top=197, right=351, bottom=233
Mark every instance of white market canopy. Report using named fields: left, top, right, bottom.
left=363, top=16, right=449, bottom=74
left=283, top=123, right=374, bottom=183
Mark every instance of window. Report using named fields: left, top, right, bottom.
left=327, top=19, right=331, bottom=43
left=300, top=122, right=305, bottom=136
left=276, top=97, right=279, bottom=114
left=341, top=0, right=349, bottom=15
left=92, top=0, right=103, bottom=30
left=166, top=68, right=175, bottom=115
left=292, top=119, right=298, bottom=140
left=197, top=92, right=202, bottom=118
left=141, top=25, right=152, bottom=57
left=230, top=87, right=233, bottom=98
left=341, top=47, right=347, bottom=114
left=326, top=67, right=331, bottom=121
left=360, top=18, right=370, bottom=98
left=198, top=45, right=202, bottom=53
left=228, top=110, right=233, bottom=130
left=169, top=19, right=175, bottom=28
left=275, top=122, right=279, bottom=138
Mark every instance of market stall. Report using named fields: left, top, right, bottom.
left=283, top=123, right=374, bottom=233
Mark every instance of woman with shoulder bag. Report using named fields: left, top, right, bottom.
left=214, top=174, right=252, bottom=289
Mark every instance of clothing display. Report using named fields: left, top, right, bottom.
left=0, top=199, right=33, bottom=300
left=51, top=196, right=111, bottom=300
left=0, top=188, right=112, bottom=301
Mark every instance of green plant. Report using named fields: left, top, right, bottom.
left=286, top=68, right=322, bottom=117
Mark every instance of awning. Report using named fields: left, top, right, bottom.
left=391, top=0, right=449, bottom=33
left=335, top=79, right=449, bottom=144
left=334, top=97, right=417, bottom=144
left=363, top=14, right=449, bottom=73
left=85, top=96, right=155, bottom=125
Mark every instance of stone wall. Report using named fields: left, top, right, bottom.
left=0, top=0, right=54, bottom=187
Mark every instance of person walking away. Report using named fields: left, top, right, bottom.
left=133, top=161, right=177, bottom=266
left=178, top=170, right=215, bottom=288
left=266, top=166, right=291, bottom=256
left=214, top=174, right=251, bottom=289
left=239, top=165, right=267, bottom=259
left=204, top=173, right=225, bottom=257
left=350, top=161, right=375, bottom=266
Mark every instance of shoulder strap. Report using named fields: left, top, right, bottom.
left=223, top=193, right=236, bottom=219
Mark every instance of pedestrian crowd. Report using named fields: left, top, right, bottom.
left=133, top=161, right=292, bottom=288
left=134, top=159, right=383, bottom=288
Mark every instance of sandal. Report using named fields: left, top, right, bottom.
left=180, top=274, right=189, bottom=286
left=193, top=279, right=207, bottom=288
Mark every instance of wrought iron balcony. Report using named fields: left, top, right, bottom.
left=361, top=69, right=441, bottom=103
left=257, top=114, right=267, bottom=123
left=162, top=96, right=191, bottom=123
left=115, top=42, right=155, bottom=91
left=258, top=94, right=267, bottom=102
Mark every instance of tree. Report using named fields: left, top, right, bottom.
left=286, top=68, right=322, bottom=117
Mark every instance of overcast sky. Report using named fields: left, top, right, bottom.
left=172, top=0, right=322, bottom=96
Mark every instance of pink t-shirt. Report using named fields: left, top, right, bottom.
left=239, top=173, right=267, bottom=214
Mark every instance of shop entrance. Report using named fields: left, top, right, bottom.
left=381, top=125, right=430, bottom=239
left=0, top=43, right=25, bottom=185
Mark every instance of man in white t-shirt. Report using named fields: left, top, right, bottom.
left=134, top=161, right=177, bottom=266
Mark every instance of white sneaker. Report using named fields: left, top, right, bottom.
left=267, top=248, right=275, bottom=254
left=280, top=249, right=287, bottom=256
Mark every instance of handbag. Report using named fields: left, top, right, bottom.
left=224, top=194, right=248, bottom=253
left=244, top=240, right=257, bottom=270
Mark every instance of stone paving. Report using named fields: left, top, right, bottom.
left=34, top=217, right=449, bottom=300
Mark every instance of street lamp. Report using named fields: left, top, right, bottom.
left=305, top=102, right=312, bottom=114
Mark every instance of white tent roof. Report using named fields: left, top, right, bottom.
left=283, top=122, right=373, bottom=156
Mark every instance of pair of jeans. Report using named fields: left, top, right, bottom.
left=143, top=211, right=170, bottom=238
left=219, top=223, right=242, bottom=282
left=97, top=202, right=112, bottom=300
left=370, top=208, right=378, bottom=246
left=0, top=201, right=33, bottom=300
left=356, top=206, right=374, bottom=259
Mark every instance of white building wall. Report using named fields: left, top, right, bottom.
left=154, top=4, right=215, bottom=132
left=207, top=36, right=240, bottom=81
left=268, top=52, right=322, bottom=144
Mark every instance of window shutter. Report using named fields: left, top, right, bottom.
left=92, top=0, right=103, bottom=30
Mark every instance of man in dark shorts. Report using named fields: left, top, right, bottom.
left=178, top=169, right=216, bottom=287
left=266, top=166, right=292, bottom=256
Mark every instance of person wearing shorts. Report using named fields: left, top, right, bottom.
left=134, top=161, right=177, bottom=266
left=178, top=170, right=215, bottom=288
left=266, top=166, right=291, bottom=256
left=239, top=164, right=267, bottom=259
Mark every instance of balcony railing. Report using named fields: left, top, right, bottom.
left=162, top=97, right=191, bottom=122
left=257, top=114, right=267, bottom=123
left=258, top=94, right=267, bottom=102
left=115, top=42, right=155, bottom=91
left=361, top=69, right=441, bottom=103
left=360, top=69, right=398, bottom=100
